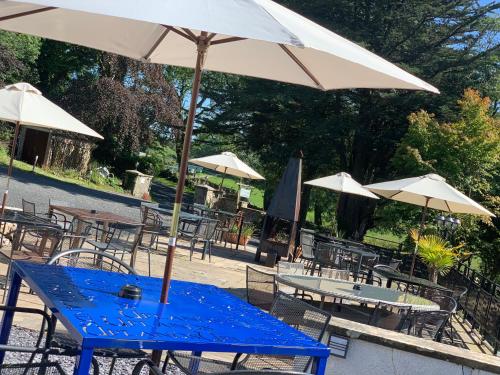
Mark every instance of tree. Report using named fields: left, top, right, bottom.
left=391, top=89, right=499, bottom=278
left=197, top=0, right=499, bottom=237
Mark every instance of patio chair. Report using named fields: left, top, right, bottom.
left=0, top=305, right=71, bottom=374
left=12, top=225, right=63, bottom=259
left=132, top=359, right=310, bottom=375
left=86, top=222, right=143, bottom=268
left=55, top=218, right=93, bottom=254
left=48, top=199, right=74, bottom=231
left=45, top=249, right=146, bottom=374
left=298, top=229, right=315, bottom=270
left=277, top=261, right=304, bottom=275
left=188, top=219, right=219, bottom=262
left=137, top=209, right=164, bottom=276
left=368, top=302, right=412, bottom=331
left=407, top=310, right=451, bottom=342
left=322, top=268, right=350, bottom=281
left=166, top=292, right=331, bottom=374
left=22, top=199, right=66, bottom=229
left=246, top=266, right=277, bottom=311
left=310, top=242, right=351, bottom=276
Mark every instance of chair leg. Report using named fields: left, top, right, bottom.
left=208, top=242, right=212, bottom=263
left=147, top=250, right=151, bottom=277
left=108, top=357, right=117, bottom=375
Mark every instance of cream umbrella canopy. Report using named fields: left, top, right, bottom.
left=364, top=173, right=494, bottom=277
left=0, top=82, right=103, bottom=211
left=0, top=0, right=439, bottom=305
left=190, top=151, right=264, bottom=188
left=305, top=172, right=379, bottom=199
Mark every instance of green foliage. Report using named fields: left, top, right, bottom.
left=0, top=31, right=41, bottom=84
left=410, top=229, right=459, bottom=281
left=229, top=223, right=255, bottom=237
left=139, top=142, right=177, bottom=177
left=390, top=90, right=499, bottom=279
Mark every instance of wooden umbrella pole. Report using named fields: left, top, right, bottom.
left=159, top=33, right=209, bottom=304
left=409, top=197, right=430, bottom=278
left=1, top=121, right=21, bottom=215
left=219, top=167, right=227, bottom=190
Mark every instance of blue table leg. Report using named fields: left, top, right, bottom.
left=0, top=271, right=22, bottom=365
left=316, top=356, right=328, bottom=375
left=74, top=346, right=94, bottom=375
left=189, top=351, right=202, bottom=373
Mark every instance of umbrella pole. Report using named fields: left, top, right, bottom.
left=159, top=34, right=209, bottom=304
left=1, top=121, right=20, bottom=214
left=219, top=167, right=227, bottom=190
left=409, top=197, right=430, bottom=278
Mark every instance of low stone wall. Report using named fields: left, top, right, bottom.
left=325, top=317, right=500, bottom=375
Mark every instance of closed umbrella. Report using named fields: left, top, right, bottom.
left=305, top=172, right=379, bottom=199
left=364, top=173, right=494, bottom=277
left=190, top=151, right=264, bottom=188
left=0, top=0, right=439, bottom=306
left=0, top=82, right=103, bottom=211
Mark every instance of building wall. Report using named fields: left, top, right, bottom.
left=326, top=338, right=497, bottom=375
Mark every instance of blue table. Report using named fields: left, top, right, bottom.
left=0, top=261, right=330, bottom=375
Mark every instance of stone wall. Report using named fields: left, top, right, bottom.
left=324, top=317, right=500, bottom=375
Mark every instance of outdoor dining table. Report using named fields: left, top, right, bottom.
left=277, top=274, right=440, bottom=312
left=371, top=266, right=451, bottom=291
left=0, top=261, right=330, bottom=375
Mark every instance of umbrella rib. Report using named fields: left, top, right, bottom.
left=279, top=44, right=325, bottom=90
left=182, top=28, right=198, bottom=42
left=0, top=6, right=56, bottom=22
left=445, top=200, right=452, bottom=212
left=162, top=25, right=196, bottom=43
left=211, top=36, right=247, bottom=45
left=144, top=29, right=170, bottom=61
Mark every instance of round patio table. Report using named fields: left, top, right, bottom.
left=276, top=274, right=440, bottom=312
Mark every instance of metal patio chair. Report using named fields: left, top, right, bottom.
left=188, top=219, right=219, bottom=262
left=137, top=209, right=165, bottom=276
left=407, top=310, right=451, bottom=342
left=298, top=229, right=315, bottom=271
left=44, top=249, right=147, bottom=374
left=246, top=266, right=277, bottom=311
left=277, top=261, right=304, bottom=275
left=310, top=242, right=352, bottom=276
left=368, top=302, right=412, bottom=331
left=166, top=292, right=331, bottom=374
left=132, top=359, right=311, bottom=375
left=0, top=305, right=69, bottom=374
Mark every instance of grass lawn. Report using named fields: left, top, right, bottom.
left=364, top=229, right=405, bottom=250
left=0, top=147, right=125, bottom=194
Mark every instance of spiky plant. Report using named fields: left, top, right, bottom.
left=410, top=229, right=462, bottom=282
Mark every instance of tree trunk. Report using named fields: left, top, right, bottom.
left=428, top=267, right=439, bottom=283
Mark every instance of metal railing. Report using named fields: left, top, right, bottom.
left=440, top=262, right=499, bottom=354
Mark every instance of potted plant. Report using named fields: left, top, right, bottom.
left=223, top=223, right=255, bottom=246
left=410, top=229, right=462, bottom=283
left=262, top=230, right=290, bottom=258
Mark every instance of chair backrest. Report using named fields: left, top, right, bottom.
left=243, top=292, right=331, bottom=372
left=108, top=222, right=143, bottom=254
left=58, top=218, right=93, bottom=252
left=418, top=286, right=453, bottom=300
left=197, top=219, right=219, bottom=241
left=452, top=286, right=468, bottom=302
left=246, top=266, right=277, bottom=311
left=315, top=242, right=351, bottom=271
left=373, top=264, right=399, bottom=274
left=18, top=225, right=63, bottom=257
left=368, top=302, right=412, bottom=331
left=322, top=268, right=350, bottom=281
left=299, top=230, right=315, bottom=260
left=47, top=249, right=137, bottom=274
left=427, top=294, right=457, bottom=313
left=22, top=199, right=36, bottom=215
left=277, top=261, right=304, bottom=275
left=408, top=310, right=450, bottom=341
left=388, top=259, right=402, bottom=270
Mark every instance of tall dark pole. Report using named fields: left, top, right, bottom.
left=409, top=197, right=430, bottom=278
left=160, top=33, right=209, bottom=304
left=1, top=121, right=21, bottom=214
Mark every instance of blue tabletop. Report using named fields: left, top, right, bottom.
left=12, top=261, right=329, bottom=357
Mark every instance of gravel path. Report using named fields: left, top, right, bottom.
left=4, top=326, right=183, bottom=375
left=0, top=166, right=145, bottom=220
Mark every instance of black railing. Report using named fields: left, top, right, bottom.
left=363, top=235, right=404, bottom=254
left=440, top=262, right=499, bottom=354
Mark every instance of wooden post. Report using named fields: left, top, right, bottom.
left=1, top=121, right=21, bottom=214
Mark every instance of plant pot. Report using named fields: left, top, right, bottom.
left=261, top=239, right=290, bottom=257
left=223, top=232, right=249, bottom=246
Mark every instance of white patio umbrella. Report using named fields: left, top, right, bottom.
left=190, top=151, right=264, bottom=188
left=305, top=172, right=379, bottom=199
left=0, top=82, right=103, bottom=212
left=0, top=0, right=439, bottom=306
left=364, top=173, right=494, bottom=277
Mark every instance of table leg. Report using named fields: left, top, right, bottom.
left=0, top=271, right=22, bottom=365
left=74, top=346, right=94, bottom=375
left=386, top=278, right=392, bottom=288
left=189, top=351, right=202, bottom=373
left=320, top=295, right=325, bottom=310
left=315, top=356, right=328, bottom=375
